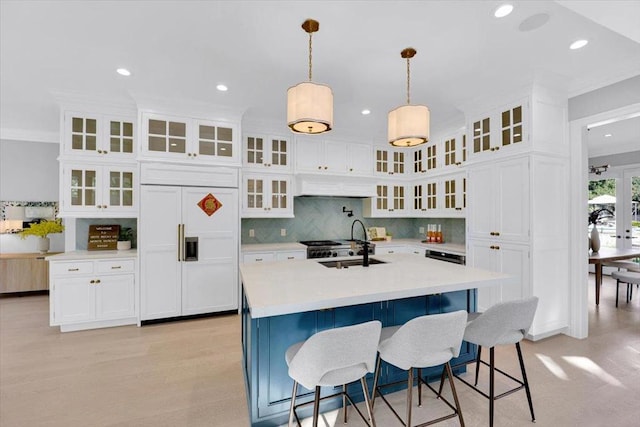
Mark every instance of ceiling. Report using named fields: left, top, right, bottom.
left=1, top=0, right=640, bottom=152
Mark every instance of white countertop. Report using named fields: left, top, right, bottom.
left=241, top=240, right=466, bottom=255
left=241, top=253, right=508, bottom=318
left=241, top=242, right=306, bottom=253
left=45, top=250, right=138, bottom=261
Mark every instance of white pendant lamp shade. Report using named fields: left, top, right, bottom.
left=287, top=19, right=333, bottom=135
left=388, top=104, right=430, bottom=147
left=287, top=81, right=333, bottom=134
left=388, top=47, right=429, bottom=147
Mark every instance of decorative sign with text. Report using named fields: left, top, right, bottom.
left=88, top=225, right=120, bottom=250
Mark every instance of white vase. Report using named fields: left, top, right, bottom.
left=37, top=237, right=50, bottom=254
left=117, top=240, right=131, bottom=251
left=590, top=225, right=601, bottom=253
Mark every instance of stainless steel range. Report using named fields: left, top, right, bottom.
left=300, top=240, right=376, bottom=259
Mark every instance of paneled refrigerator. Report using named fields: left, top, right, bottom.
left=140, top=185, right=238, bottom=321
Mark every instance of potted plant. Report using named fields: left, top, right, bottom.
left=19, top=219, right=64, bottom=253
left=117, top=227, right=134, bottom=251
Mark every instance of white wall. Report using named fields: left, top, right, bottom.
left=0, top=139, right=63, bottom=253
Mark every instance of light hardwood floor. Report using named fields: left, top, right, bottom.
left=1, top=275, right=639, bottom=427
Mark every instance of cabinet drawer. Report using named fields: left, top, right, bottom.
left=96, top=259, right=135, bottom=274
left=51, top=261, right=94, bottom=276
left=242, top=253, right=275, bottom=263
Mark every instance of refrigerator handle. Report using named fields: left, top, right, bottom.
left=177, top=224, right=185, bottom=262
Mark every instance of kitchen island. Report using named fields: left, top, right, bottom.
left=240, top=253, right=510, bottom=427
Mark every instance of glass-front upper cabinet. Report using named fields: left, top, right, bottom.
left=243, top=134, right=291, bottom=171
left=468, top=99, right=528, bottom=159
left=63, top=112, right=136, bottom=160
left=141, top=113, right=239, bottom=165
left=60, top=163, right=137, bottom=217
left=374, top=148, right=406, bottom=176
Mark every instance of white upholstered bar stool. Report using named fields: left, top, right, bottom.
left=450, top=297, right=539, bottom=427
left=602, top=260, right=640, bottom=273
left=371, top=310, right=467, bottom=427
left=611, top=271, right=640, bottom=307
left=285, top=320, right=382, bottom=427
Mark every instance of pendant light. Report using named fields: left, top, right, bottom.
left=287, top=19, right=333, bottom=134
left=388, top=48, right=430, bottom=147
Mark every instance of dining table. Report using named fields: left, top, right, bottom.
left=588, top=247, right=640, bottom=305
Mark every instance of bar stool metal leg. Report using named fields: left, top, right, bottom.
left=489, top=348, right=495, bottom=427
left=406, top=368, right=414, bottom=427
left=360, top=377, right=377, bottom=427
left=312, top=386, right=320, bottom=427
left=343, top=384, right=348, bottom=423
left=516, top=343, right=535, bottom=422
left=475, top=346, right=482, bottom=386
left=289, top=381, right=298, bottom=427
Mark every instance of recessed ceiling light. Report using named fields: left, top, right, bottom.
left=216, top=84, right=228, bottom=91
left=494, top=4, right=514, bottom=18
left=116, top=68, right=131, bottom=76
left=361, top=109, right=371, bottom=115
left=604, top=133, right=612, bottom=137
left=570, top=39, right=588, bottom=50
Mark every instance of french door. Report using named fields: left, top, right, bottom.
left=620, top=168, right=640, bottom=250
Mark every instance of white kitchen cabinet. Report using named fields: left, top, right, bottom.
left=141, top=113, right=239, bottom=165
left=467, top=157, right=529, bottom=241
left=243, top=134, right=291, bottom=171
left=275, top=250, right=306, bottom=261
left=468, top=99, right=528, bottom=160
left=296, top=138, right=372, bottom=176
left=363, top=183, right=408, bottom=217
left=467, top=240, right=529, bottom=310
left=376, top=245, right=409, bottom=255
left=411, top=173, right=465, bottom=218
left=440, top=173, right=466, bottom=217
left=49, top=255, right=137, bottom=332
left=59, top=162, right=137, bottom=217
left=140, top=186, right=238, bottom=321
left=412, top=144, right=438, bottom=176
left=62, top=111, right=136, bottom=161
left=242, top=174, right=293, bottom=218
left=438, top=131, right=467, bottom=171
left=374, top=148, right=406, bottom=176
left=242, top=250, right=305, bottom=263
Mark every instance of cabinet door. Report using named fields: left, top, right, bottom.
left=194, top=119, right=238, bottom=164
left=61, top=164, right=103, bottom=214
left=374, top=149, right=389, bottom=175
left=140, top=186, right=182, bottom=320
left=268, top=136, right=291, bottom=171
left=324, top=140, right=348, bottom=174
left=181, top=187, right=239, bottom=315
left=467, top=165, right=495, bottom=239
left=95, top=274, right=135, bottom=320
left=268, top=177, right=293, bottom=216
left=294, top=137, right=323, bottom=172
left=391, top=150, right=406, bottom=175
left=64, top=112, right=101, bottom=157
left=143, top=114, right=190, bottom=158
left=390, top=184, right=407, bottom=215
left=496, top=157, right=529, bottom=241
left=103, top=166, right=136, bottom=214
left=347, top=143, right=372, bottom=175
left=441, top=174, right=466, bottom=217
left=243, top=176, right=265, bottom=215
left=469, top=240, right=529, bottom=310
left=51, top=277, right=95, bottom=325
left=103, top=115, right=136, bottom=159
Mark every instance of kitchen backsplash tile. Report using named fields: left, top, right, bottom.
left=241, top=197, right=465, bottom=245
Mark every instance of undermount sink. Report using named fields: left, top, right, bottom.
left=318, top=258, right=387, bottom=268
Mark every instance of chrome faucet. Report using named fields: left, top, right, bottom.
left=350, top=219, right=370, bottom=267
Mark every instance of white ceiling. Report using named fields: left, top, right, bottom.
left=1, top=0, right=640, bottom=150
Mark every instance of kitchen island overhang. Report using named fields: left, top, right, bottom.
left=240, top=254, right=511, bottom=427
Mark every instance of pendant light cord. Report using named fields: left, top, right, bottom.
left=308, top=32, right=313, bottom=81
left=406, top=56, right=411, bottom=105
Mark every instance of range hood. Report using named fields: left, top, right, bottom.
left=294, top=174, right=376, bottom=198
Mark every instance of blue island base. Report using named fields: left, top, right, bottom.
left=242, top=289, right=476, bottom=427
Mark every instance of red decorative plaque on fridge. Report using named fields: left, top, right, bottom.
left=197, top=193, right=223, bottom=216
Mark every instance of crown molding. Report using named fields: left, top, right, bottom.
left=0, top=128, right=59, bottom=144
